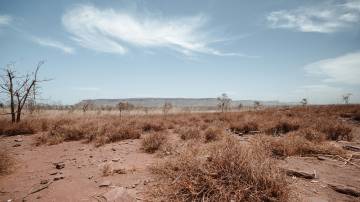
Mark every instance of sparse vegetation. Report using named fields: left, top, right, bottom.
left=0, top=150, right=12, bottom=175
left=142, top=132, right=167, bottom=153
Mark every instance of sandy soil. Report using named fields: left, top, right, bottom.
left=1, top=127, right=360, bottom=202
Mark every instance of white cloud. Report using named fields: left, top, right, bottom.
left=294, top=84, right=346, bottom=104
left=267, top=0, right=360, bottom=33
left=33, top=37, right=75, bottom=54
left=304, top=51, right=360, bottom=85
left=62, top=5, right=244, bottom=56
left=0, top=15, right=12, bottom=26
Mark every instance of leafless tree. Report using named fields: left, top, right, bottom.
left=82, top=102, right=90, bottom=113
left=237, top=103, right=243, bottom=111
left=342, top=93, right=352, bottom=104
left=253, top=101, right=261, bottom=110
left=162, top=102, right=173, bottom=116
left=0, top=61, right=47, bottom=122
left=300, top=98, right=308, bottom=106
left=217, top=93, right=232, bottom=113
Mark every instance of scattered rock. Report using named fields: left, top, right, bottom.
left=78, top=147, right=85, bottom=151
left=53, top=162, right=65, bottom=170
left=113, top=168, right=126, bottom=174
left=29, top=182, right=52, bottom=195
left=14, top=138, right=23, bottom=142
left=49, top=172, right=58, bottom=175
left=317, top=156, right=326, bottom=161
left=143, top=179, right=151, bottom=185
left=112, top=159, right=120, bottom=162
left=111, top=148, right=116, bottom=151
left=40, top=180, right=48, bottom=185
left=343, top=145, right=360, bottom=152
left=77, top=166, right=82, bottom=169
left=88, top=176, right=93, bottom=180
left=285, top=169, right=316, bottom=179
left=53, top=176, right=64, bottom=181
left=89, top=155, right=93, bottom=158
left=13, top=144, right=21, bottom=147
left=99, top=180, right=111, bottom=187
left=328, top=184, right=360, bottom=197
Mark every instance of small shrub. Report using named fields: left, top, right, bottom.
left=102, top=163, right=113, bottom=176
left=141, top=122, right=164, bottom=132
left=142, top=132, right=167, bottom=153
left=266, top=121, right=299, bottom=136
left=320, top=123, right=352, bottom=141
left=151, top=138, right=288, bottom=201
left=178, top=127, right=201, bottom=140
left=0, top=121, right=35, bottom=136
left=204, top=127, right=223, bottom=143
left=229, top=121, right=258, bottom=134
left=301, top=128, right=327, bottom=143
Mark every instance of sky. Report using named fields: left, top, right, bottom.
left=0, top=0, right=359, bottom=105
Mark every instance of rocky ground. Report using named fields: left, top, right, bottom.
left=1, top=124, right=360, bottom=202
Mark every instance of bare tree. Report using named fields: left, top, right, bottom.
left=300, top=98, right=308, bottom=106
left=82, top=102, right=91, bottom=113
left=342, top=93, right=352, bottom=104
left=237, top=103, right=243, bottom=111
left=162, top=102, right=173, bottom=115
left=217, top=93, right=232, bottom=113
left=0, top=61, right=46, bottom=122
left=253, top=101, right=261, bottom=110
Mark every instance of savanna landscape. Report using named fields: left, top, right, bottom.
left=1, top=0, right=360, bottom=201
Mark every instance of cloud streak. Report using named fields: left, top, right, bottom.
left=267, top=0, right=360, bottom=33
left=0, top=15, right=12, bottom=26
left=304, top=51, right=360, bottom=85
left=32, top=37, right=75, bottom=54
left=62, top=5, right=246, bottom=56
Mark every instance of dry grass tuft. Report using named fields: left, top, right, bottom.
left=0, top=150, right=13, bottom=175
left=204, top=127, right=223, bottom=143
left=229, top=121, right=258, bottom=134
left=178, top=127, right=201, bottom=140
left=0, top=121, right=35, bottom=136
left=142, top=132, right=167, bottom=153
left=151, top=137, right=288, bottom=201
left=265, top=121, right=299, bottom=136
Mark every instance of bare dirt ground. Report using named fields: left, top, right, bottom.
left=1, top=113, right=360, bottom=201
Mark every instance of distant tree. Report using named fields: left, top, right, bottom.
left=117, top=102, right=134, bottom=117
left=300, top=98, right=308, bottom=106
left=342, top=93, right=352, bottom=104
left=237, top=103, right=243, bottom=111
left=0, top=61, right=47, bottom=122
left=253, top=101, right=261, bottom=110
left=217, top=93, right=232, bottom=113
left=82, top=102, right=91, bottom=113
left=162, top=102, right=173, bottom=115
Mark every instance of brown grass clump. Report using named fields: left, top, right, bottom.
left=319, top=122, right=352, bottom=141
left=141, top=121, right=165, bottom=132
left=265, top=121, right=299, bottom=136
left=0, top=121, right=35, bottom=136
left=204, top=127, right=223, bottom=143
left=267, top=134, right=344, bottom=157
left=0, top=150, right=13, bottom=175
left=178, top=127, right=201, bottom=140
left=229, top=121, right=258, bottom=134
left=142, top=132, right=167, bottom=153
left=151, top=138, right=288, bottom=201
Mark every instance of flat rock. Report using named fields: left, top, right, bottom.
left=328, top=184, right=360, bottom=197
left=99, top=180, right=111, bottom=187
left=343, top=145, right=360, bottom=152
left=97, top=187, right=136, bottom=202
left=53, top=162, right=65, bottom=170
left=285, top=169, right=316, bottom=179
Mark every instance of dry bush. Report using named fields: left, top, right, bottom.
left=102, top=163, right=113, bottom=176
left=265, top=134, right=344, bottom=157
left=204, top=127, right=223, bottom=143
left=142, top=132, right=167, bottom=153
left=141, top=121, right=165, bottom=132
left=0, top=121, right=35, bottom=136
left=0, top=150, right=13, bottom=175
left=229, top=121, right=258, bottom=134
left=301, top=128, right=327, bottom=143
left=265, top=121, right=299, bottom=136
left=151, top=137, right=288, bottom=201
left=178, top=127, right=201, bottom=140
left=318, top=122, right=352, bottom=141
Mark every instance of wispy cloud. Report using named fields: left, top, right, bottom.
left=304, top=51, right=360, bottom=85
left=0, top=15, right=12, bottom=26
left=72, top=87, right=100, bottom=91
left=267, top=0, right=360, bottom=33
left=32, top=37, right=75, bottom=54
left=62, top=5, right=247, bottom=56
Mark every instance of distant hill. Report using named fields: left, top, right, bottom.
left=76, top=98, right=293, bottom=108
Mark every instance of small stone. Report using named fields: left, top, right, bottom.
left=112, top=159, right=120, bottom=162
left=40, top=179, right=48, bottom=184
left=13, top=144, right=21, bottom=147
left=49, top=172, right=58, bottom=175
left=111, top=148, right=116, bottom=151
left=53, top=176, right=64, bottom=181
left=114, top=168, right=126, bottom=174
left=14, top=139, right=23, bottom=142
left=89, top=155, right=93, bottom=158
left=88, top=176, right=93, bottom=180
left=77, top=166, right=82, bottom=169
left=54, top=162, right=65, bottom=170
left=99, top=180, right=111, bottom=187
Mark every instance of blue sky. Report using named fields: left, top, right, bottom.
left=0, top=0, right=359, bottom=104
